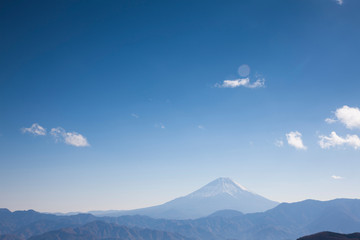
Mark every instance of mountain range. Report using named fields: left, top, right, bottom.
left=27, top=221, right=190, bottom=240
left=1, top=178, right=360, bottom=240
left=1, top=198, right=360, bottom=240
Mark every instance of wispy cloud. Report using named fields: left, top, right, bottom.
left=50, top=127, right=89, bottom=147
left=325, top=118, right=336, bottom=124
left=336, top=0, right=343, bottom=5
left=326, top=105, right=360, bottom=129
left=286, top=131, right=307, bottom=150
left=215, top=78, right=265, bottom=89
left=21, top=123, right=46, bottom=136
left=131, top=113, right=139, bottom=119
left=332, top=175, right=343, bottom=180
left=198, top=125, right=205, bottom=130
left=275, top=139, right=284, bottom=147
left=319, top=131, right=360, bottom=150
left=155, top=123, right=165, bottom=129
left=21, top=123, right=89, bottom=147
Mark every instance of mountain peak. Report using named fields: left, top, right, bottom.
left=90, top=177, right=279, bottom=219
left=187, top=177, right=249, bottom=198
left=212, top=177, right=248, bottom=190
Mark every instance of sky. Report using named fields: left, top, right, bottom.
left=1, top=0, right=360, bottom=213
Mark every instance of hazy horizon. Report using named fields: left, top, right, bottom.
left=1, top=0, right=360, bottom=213
left=2, top=175, right=360, bottom=213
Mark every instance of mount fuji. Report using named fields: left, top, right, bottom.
left=90, top=177, right=279, bottom=219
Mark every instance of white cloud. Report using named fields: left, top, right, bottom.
left=286, top=131, right=307, bottom=150
left=215, top=78, right=265, bottom=89
left=275, top=139, right=284, bottom=147
left=325, top=118, right=336, bottom=124
left=198, top=125, right=205, bottom=130
left=332, top=175, right=343, bottom=180
left=336, top=106, right=360, bottom=129
left=50, top=127, right=89, bottom=147
left=22, top=123, right=46, bottom=136
left=336, top=0, right=343, bottom=5
left=319, top=131, right=360, bottom=149
left=327, top=106, right=360, bottom=129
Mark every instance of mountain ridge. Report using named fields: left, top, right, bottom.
left=1, top=198, right=360, bottom=240
left=27, top=221, right=191, bottom=240
left=297, top=231, right=360, bottom=240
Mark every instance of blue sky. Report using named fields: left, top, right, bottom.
left=1, top=0, right=360, bottom=212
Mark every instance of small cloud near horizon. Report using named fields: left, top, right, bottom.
left=332, top=175, right=343, bottom=180
left=131, top=113, right=139, bottom=119
left=21, top=123, right=46, bottom=136
left=286, top=131, right=307, bottom=150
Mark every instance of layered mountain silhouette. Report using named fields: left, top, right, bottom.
left=1, top=198, right=360, bottom=240
left=0, top=208, right=97, bottom=240
left=27, top=221, right=190, bottom=240
left=0, top=235, right=23, bottom=240
left=90, top=177, right=279, bottom=219
left=298, top=231, right=360, bottom=240
left=107, top=199, right=360, bottom=240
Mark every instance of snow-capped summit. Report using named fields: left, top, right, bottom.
left=91, top=177, right=279, bottom=219
left=187, top=177, right=248, bottom=198
left=157, top=177, right=279, bottom=218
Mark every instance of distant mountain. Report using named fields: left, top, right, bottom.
left=108, top=198, right=360, bottom=240
left=0, top=209, right=97, bottom=240
left=91, top=177, right=279, bottom=219
left=2, top=197, right=360, bottom=240
left=27, top=221, right=191, bottom=240
left=207, top=209, right=244, bottom=218
left=298, top=231, right=360, bottom=240
left=0, top=235, right=23, bottom=240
